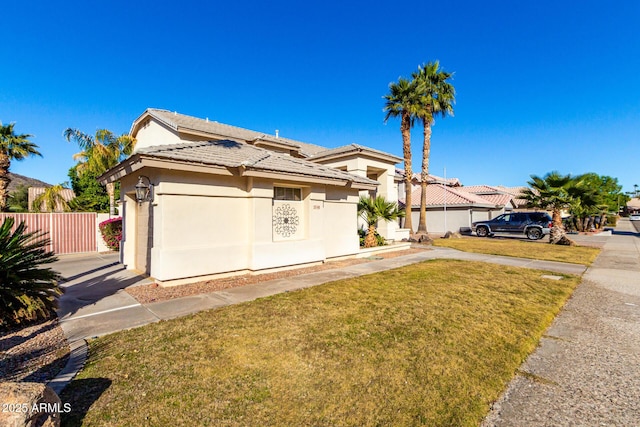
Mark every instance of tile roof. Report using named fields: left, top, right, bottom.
left=495, top=186, right=527, bottom=197
left=395, top=169, right=462, bottom=186
left=139, top=109, right=327, bottom=157
left=310, top=143, right=402, bottom=162
left=399, top=184, right=496, bottom=208
left=477, top=193, right=514, bottom=206
left=496, top=186, right=529, bottom=208
left=137, top=140, right=378, bottom=186
left=462, top=185, right=501, bottom=194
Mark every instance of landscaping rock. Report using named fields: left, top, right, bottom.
left=411, top=233, right=433, bottom=244
left=555, top=235, right=575, bottom=246
left=0, top=382, right=62, bottom=427
left=443, top=231, right=462, bottom=239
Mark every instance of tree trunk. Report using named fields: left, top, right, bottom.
left=401, top=111, right=413, bottom=233
left=0, top=154, right=11, bottom=212
left=417, top=119, right=432, bottom=234
left=106, top=182, right=116, bottom=216
left=599, top=214, right=607, bottom=228
left=364, top=224, right=378, bottom=248
left=549, top=208, right=574, bottom=245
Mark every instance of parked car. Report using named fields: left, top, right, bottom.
left=630, top=214, right=640, bottom=221
left=472, top=212, right=553, bottom=240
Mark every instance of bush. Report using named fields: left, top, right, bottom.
left=358, top=228, right=386, bottom=247
left=0, top=218, right=62, bottom=328
left=99, top=217, right=122, bottom=251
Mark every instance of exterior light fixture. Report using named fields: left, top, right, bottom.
left=135, top=175, right=153, bottom=203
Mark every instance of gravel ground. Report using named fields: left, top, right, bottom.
left=0, top=319, right=70, bottom=383
left=127, top=248, right=428, bottom=304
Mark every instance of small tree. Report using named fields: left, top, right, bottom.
left=358, top=195, right=404, bottom=248
left=64, top=128, right=135, bottom=216
left=30, top=184, right=71, bottom=212
left=521, top=172, right=590, bottom=245
left=7, top=184, right=29, bottom=212
left=0, top=217, right=62, bottom=328
left=67, top=165, right=110, bottom=212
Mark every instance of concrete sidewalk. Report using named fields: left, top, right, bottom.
left=483, top=218, right=640, bottom=426
left=55, top=246, right=588, bottom=342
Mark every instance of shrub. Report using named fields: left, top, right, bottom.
left=358, top=228, right=386, bottom=247
left=0, top=217, right=62, bottom=328
left=99, top=217, right=122, bottom=251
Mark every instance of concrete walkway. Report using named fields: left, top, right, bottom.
left=483, top=218, right=640, bottom=426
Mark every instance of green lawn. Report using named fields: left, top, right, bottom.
left=62, top=260, right=580, bottom=427
left=433, top=238, right=600, bottom=265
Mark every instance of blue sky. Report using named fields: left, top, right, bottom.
left=2, top=1, right=639, bottom=192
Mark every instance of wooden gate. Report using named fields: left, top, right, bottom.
left=0, top=213, right=97, bottom=254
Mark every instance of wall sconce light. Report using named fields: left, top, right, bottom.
left=135, top=175, right=153, bottom=203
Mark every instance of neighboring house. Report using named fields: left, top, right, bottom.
left=99, top=108, right=407, bottom=286
left=493, top=186, right=529, bottom=210
left=396, top=174, right=523, bottom=233
left=28, top=187, right=76, bottom=212
left=399, top=182, right=512, bottom=233
left=627, top=198, right=640, bottom=214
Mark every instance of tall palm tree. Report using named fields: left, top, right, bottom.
left=521, top=172, right=585, bottom=244
left=0, top=123, right=41, bottom=211
left=31, top=184, right=72, bottom=212
left=64, top=128, right=135, bottom=216
left=358, top=195, right=404, bottom=248
left=412, top=61, right=455, bottom=234
left=384, top=77, right=420, bottom=233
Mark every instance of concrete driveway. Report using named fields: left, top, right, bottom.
left=53, top=252, right=158, bottom=342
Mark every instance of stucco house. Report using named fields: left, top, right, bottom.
left=99, top=109, right=408, bottom=286
left=398, top=178, right=520, bottom=234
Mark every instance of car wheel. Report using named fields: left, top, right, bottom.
left=527, top=228, right=542, bottom=240
left=476, top=226, right=489, bottom=237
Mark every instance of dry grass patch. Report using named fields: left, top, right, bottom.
left=433, top=238, right=599, bottom=265
left=61, top=260, right=579, bottom=426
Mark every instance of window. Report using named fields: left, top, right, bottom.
left=274, top=187, right=302, bottom=201
left=272, top=187, right=304, bottom=241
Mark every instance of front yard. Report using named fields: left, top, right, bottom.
left=433, top=238, right=600, bottom=265
left=62, top=259, right=581, bottom=426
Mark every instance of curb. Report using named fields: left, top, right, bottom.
left=47, top=339, right=88, bottom=395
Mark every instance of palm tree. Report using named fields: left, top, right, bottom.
left=31, top=184, right=72, bottom=212
left=0, top=217, right=62, bottom=327
left=64, top=128, right=135, bottom=216
left=358, top=195, right=404, bottom=248
left=412, top=61, right=455, bottom=234
left=0, top=123, right=42, bottom=211
left=384, top=77, right=420, bottom=233
left=521, top=172, right=583, bottom=245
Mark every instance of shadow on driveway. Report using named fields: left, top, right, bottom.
left=54, top=253, right=151, bottom=320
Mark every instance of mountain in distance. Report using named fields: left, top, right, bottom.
left=8, top=172, right=51, bottom=192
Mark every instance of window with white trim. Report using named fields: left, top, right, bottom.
left=274, top=187, right=302, bottom=201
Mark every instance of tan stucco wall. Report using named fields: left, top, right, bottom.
left=408, top=207, right=508, bottom=234
left=316, top=154, right=403, bottom=241
left=120, top=169, right=361, bottom=283
left=409, top=208, right=477, bottom=234
left=133, top=119, right=183, bottom=153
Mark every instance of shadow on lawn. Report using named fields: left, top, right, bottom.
left=60, top=378, right=112, bottom=427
